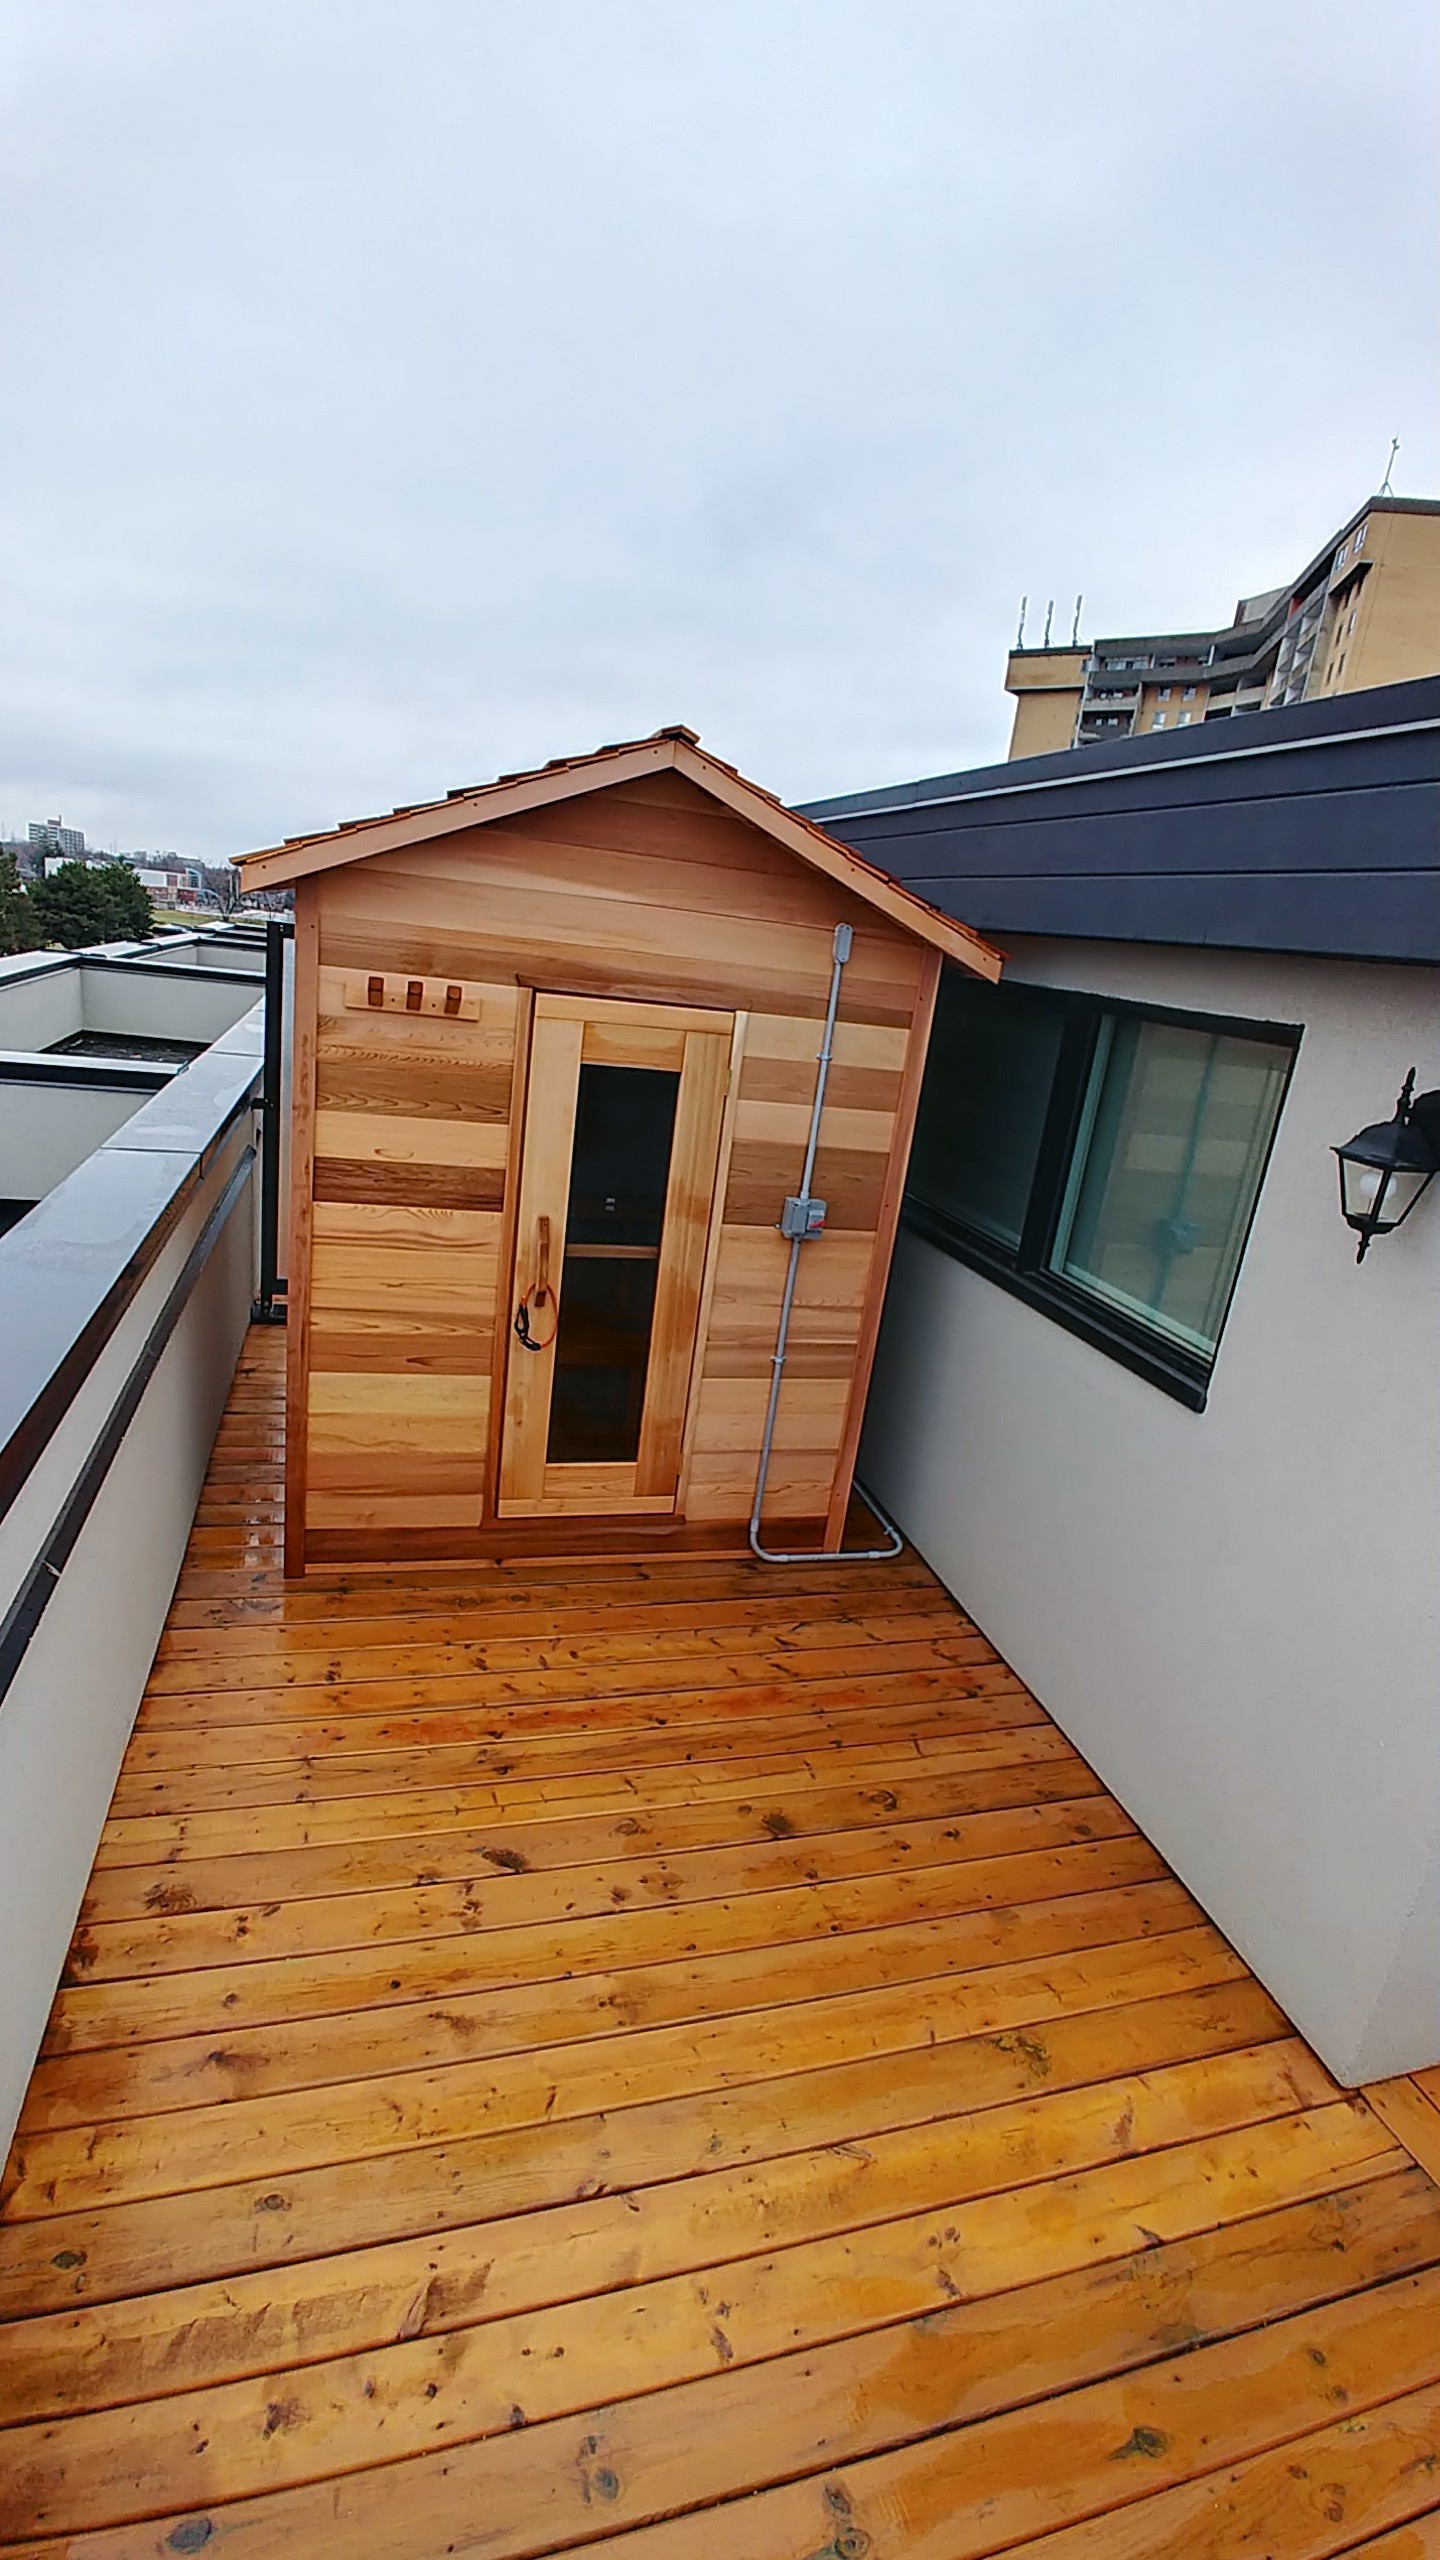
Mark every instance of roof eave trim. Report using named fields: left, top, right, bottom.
left=234, top=737, right=680, bottom=890
left=666, top=742, right=1000, bottom=979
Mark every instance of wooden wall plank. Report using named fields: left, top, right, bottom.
left=724, top=1142, right=888, bottom=1232
left=738, top=1054, right=903, bottom=1114
left=312, top=1205, right=501, bottom=1248
left=315, top=1056, right=513, bottom=1120
left=733, top=1098, right=895, bottom=1156
left=313, top=1112, right=510, bottom=1171
left=312, top=1159, right=505, bottom=1211
left=693, top=1377, right=851, bottom=1453
left=742, top=1013, right=909, bottom=1070
left=825, top=943, right=942, bottom=1548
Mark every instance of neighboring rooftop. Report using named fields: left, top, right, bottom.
left=802, top=674, right=1440, bottom=966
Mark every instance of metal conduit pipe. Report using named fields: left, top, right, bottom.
left=748, top=921, right=904, bottom=1566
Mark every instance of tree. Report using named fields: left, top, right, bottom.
left=30, top=861, right=154, bottom=949
left=0, top=851, right=40, bottom=956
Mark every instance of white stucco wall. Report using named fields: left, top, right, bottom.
left=0, top=960, right=81, bottom=1052
left=0, top=1023, right=262, bottom=2162
left=0, top=1077, right=157, bottom=1203
left=79, top=964, right=261, bottom=1046
left=861, top=938, right=1440, bottom=2086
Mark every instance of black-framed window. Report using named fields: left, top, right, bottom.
left=905, top=971, right=1301, bottom=1409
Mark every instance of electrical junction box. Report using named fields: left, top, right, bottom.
left=780, top=1194, right=827, bottom=1240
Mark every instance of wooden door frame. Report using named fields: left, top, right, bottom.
left=480, top=985, right=535, bottom=1529
left=496, top=991, right=733, bottom=1519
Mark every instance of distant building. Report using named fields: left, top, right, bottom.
left=28, top=818, right=87, bottom=860
left=1004, top=494, right=1440, bottom=758
left=127, top=857, right=208, bottom=907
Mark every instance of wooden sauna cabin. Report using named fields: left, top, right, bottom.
left=236, top=728, right=1001, bottom=1573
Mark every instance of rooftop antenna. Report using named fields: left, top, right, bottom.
left=1042, top=598, right=1054, bottom=647
left=1379, top=436, right=1399, bottom=497
left=1016, top=594, right=1028, bottom=648
left=1071, top=593, right=1083, bottom=646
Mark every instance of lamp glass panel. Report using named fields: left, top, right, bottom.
left=1343, top=1158, right=1432, bottom=1232
left=1340, top=1155, right=1393, bottom=1226
left=1050, top=1018, right=1290, bottom=1354
left=1382, top=1165, right=1434, bottom=1225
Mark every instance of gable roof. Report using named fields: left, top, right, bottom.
left=234, top=726, right=1002, bottom=980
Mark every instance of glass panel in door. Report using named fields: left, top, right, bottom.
left=546, top=1064, right=680, bottom=1464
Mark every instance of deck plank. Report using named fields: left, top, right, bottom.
left=1, top=1323, right=1437, bottom=2553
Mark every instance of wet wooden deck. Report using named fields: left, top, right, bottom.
left=3, top=1327, right=1440, bottom=2556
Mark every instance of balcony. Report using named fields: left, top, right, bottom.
left=2, top=1299, right=1440, bottom=2545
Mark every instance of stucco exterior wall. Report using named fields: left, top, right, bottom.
left=1006, top=687, right=1081, bottom=760
left=1004, top=648, right=1087, bottom=762
left=0, top=1079, right=157, bottom=1203
left=76, top=963, right=261, bottom=1046
left=0, top=959, right=82, bottom=1052
left=0, top=1066, right=259, bottom=2162
left=861, top=936, right=1440, bottom=2085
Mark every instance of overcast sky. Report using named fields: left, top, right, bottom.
left=1, top=3, right=1435, bottom=861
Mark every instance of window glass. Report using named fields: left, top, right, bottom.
left=1048, top=1018, right=1290, bottom=1355
left=908, top=973, right=1066, bottom=1248
left=547, top=1065, right=678, bottom=1465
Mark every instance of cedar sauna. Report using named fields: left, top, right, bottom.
left=237, top=729, right=1001, bottom=1574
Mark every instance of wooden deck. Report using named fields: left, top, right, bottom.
left=3, top=1326, right=1440, bottom=2557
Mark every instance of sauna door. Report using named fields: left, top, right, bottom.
left=498, top=995, right=733, bottom=1516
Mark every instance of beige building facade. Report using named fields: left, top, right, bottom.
left=1005, top=496, right=1440, bottom=757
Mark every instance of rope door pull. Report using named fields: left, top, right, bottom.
left=514, top=1214, right=558, bottom=1351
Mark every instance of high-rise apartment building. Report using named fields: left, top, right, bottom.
left=27, top=818, right=87, bottom=860
left=1004, top=495, right=1440, bottom=759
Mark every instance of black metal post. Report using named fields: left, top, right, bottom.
left=253, top=918, right=289, bottom=1321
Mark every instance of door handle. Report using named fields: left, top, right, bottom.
left=514, top=1214, right=557, bottom=1352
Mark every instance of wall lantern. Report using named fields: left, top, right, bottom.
left=1333, top=1069, right=1440, bottom=1261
